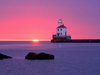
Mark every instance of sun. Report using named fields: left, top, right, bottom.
left=32, top=39, right=39, bottom=42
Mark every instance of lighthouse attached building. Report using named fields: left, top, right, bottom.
left=51, top=19, right=71, bottom=42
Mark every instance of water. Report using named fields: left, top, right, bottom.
left=0, top=41, right=100, bottom=75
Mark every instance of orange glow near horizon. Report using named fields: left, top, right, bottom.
left=32, top=39, right=39, bottom=42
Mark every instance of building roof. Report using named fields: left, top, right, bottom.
left=57, top=25, right=67, bottom=28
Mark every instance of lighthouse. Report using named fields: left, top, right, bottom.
left=51, top=19, right=100, bottom=43
left=56, top=19, right=67, bottom=37
left=51, top=19, right=71, bottom=42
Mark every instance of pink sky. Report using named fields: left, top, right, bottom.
left=0, top=0, right=100, bottom=41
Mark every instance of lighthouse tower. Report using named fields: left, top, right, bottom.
left=56, top=19, right=67, bottom=37
left=58, top=19, right=63, bottom=26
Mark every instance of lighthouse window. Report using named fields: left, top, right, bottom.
left=60, top=29, right=62, bottom=31
left=61, top=33, right=62, bottom=35
left=58, top=29, right=59, bottom=31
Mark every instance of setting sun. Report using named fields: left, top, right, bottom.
left=32, top=39, right=39, bottom=42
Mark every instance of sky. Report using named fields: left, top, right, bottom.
left=0, top=0, right=100, bottom=41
